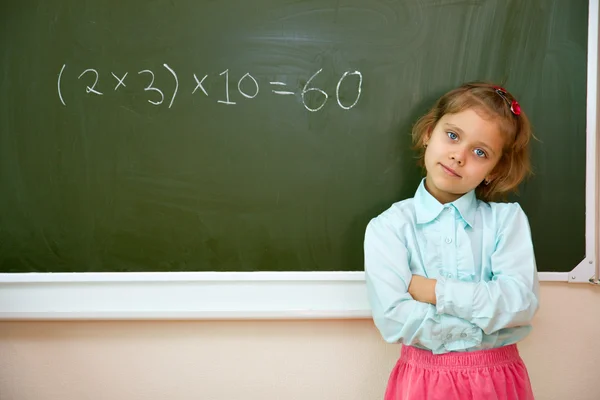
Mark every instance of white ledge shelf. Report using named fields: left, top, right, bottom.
left=0, top=270, right=576, bottom=320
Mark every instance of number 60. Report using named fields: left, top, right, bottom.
left=301, top=69, right=363, bottom=112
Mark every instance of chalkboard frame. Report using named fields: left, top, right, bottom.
left=0, top=0, right=598, bottom=320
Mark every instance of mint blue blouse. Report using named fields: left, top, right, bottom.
left=364, top=179, right=540, bottom=354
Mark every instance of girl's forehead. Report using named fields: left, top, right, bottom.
left=441, top=109, right=498, bottom=131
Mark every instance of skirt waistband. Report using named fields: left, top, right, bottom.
left=400, top=344, right=522, bottom=370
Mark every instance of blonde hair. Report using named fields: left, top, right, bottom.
left=412, top=81, right=534, bottom=202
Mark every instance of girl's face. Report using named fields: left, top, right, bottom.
left=423, top=108, right=505, bottom=204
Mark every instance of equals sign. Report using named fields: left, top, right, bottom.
left=270, top=81, right=295, bottom=95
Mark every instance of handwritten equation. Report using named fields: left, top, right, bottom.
left=57, top=64, right=363, bottom=112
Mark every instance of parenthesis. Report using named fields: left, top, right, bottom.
left=163, top=63, right=178, bottom=109
left=58, top=64, right=66, bottom=106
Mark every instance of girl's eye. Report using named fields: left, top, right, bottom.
left=447, top=131, right=458, bottom=140
left=474, top=148, right=487, bottom=158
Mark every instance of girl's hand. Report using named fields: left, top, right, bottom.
left=408, top=275, right=437, bottom=305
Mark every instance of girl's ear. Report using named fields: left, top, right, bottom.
left=424, top=127, right=432, bottom=146
left=487, top=158, right=507, bottom=184
left=485, top=172, right=498, bottom=185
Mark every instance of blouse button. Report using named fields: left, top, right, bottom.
left=445, top=237, right=452, bottom=244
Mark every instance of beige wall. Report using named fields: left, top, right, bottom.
left=1, top=282, right=599, bottom=400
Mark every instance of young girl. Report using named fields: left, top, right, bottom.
left=364, top=82, right=540, bottom=399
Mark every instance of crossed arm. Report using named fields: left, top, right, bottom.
left=364, top=204, right=539, bottom=352
left=408, top=275, right=438, bottom=305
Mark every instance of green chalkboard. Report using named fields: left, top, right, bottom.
left=0, top=0, right=588, bottom=273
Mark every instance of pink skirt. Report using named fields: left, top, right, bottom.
left=384, top=344, right=534, bottom=400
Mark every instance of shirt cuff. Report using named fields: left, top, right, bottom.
left=435, top=276, right=475, bottom=321
left=426, top=314, right=482, bottom=354
left=441, top=315, right=483, bottom=352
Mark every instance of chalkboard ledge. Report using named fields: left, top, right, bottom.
left=0, top=271, right=581, bottom=320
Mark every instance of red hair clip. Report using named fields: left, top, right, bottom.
left=493, top=86, right=521, bottom=116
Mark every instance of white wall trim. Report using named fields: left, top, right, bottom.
left=0, top=271, right=371, bottom=320
left=0, top=271, right=582, bottom=320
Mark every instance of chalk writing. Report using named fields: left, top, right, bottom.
left=336, top=71, right=362, bottom=110
left=193, top=74, right=208, bottom=96
left=238, top=73, right=259, bottom=99
left=111, top=72, right=128, bottom=90
left=57, top=64, right=66, bottom=106
left=138, top=69, right=164, bottom=106
left=270, top=81, right=294, bottom=96
left=57, top=64, right=363, bottom=111
left=301, top=68, right=328, bottom=112
left=78, top=68, right=103, bottom=95
left=217, top=69, right=236, bottom=105
left=163, top=63, right=178, bottom=109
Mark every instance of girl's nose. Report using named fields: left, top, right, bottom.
left=450, top=151, right=464, bottom=165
